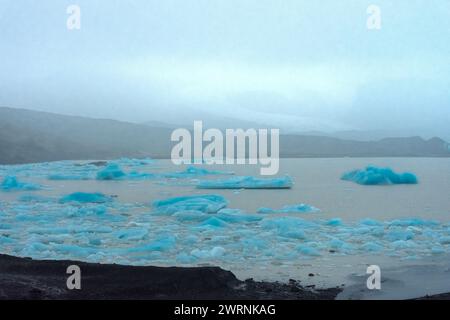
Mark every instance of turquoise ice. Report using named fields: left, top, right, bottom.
left=341, top=166, right=418, bottom=185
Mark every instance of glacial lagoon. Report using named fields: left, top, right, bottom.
left=1, top=158, right=449, bottom=298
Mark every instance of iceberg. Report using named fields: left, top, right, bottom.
left=191, top=246, right=226, bottom=259
left=96, top=163, right=126, bottom=180
left=197, top=175, right=293, bottom=189
left=198, top=217, right=229, bottom=228
left=59, top=192, right=113, bottom=204
left=129, top=236, right=176, bottom=252
left=341, top=166, right=418, bottom=185
left=153, top=194, right=228, bottom=215
left=163, top=166, right=234, bottom=178
left=48, top=173, right=91, bottom=180
left=1, top=176, right=41, bottom=191
left=257, top=203, right=319, bottom=214
left=261, top=217, right=315, bottom=239
left=297, top=245, right=321, bottom=256
left=115, top=158, right=154, bottom=166
left=216, top=209, right=263, bottom=223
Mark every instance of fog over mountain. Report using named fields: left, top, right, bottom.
left=0, top=1, right=449, bottom=140
left=1, top=107, right=448, bottom=164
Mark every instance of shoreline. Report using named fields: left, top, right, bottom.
left=0, top=254, right=341, bottom=300
left=1, top=254, right=450, bottom=300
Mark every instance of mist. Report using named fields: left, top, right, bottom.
left=0, top=0, right=449, bottom=139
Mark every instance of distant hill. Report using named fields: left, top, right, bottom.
left=0, top=107, right=449, bottom=164
left=0, top=107, right=173, bottom=164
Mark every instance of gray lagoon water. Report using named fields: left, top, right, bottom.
left=1, top=158, right=449, bottom=298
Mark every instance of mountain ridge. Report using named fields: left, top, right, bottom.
left=1, top=107, right=449, bottom=164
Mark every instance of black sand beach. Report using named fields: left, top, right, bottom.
left=0, top=254, right=341, bottom=300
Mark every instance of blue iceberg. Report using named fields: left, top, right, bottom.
left=48, top=173, right=91, bottom=180
left=153, top=194, right=228, bottom=215
left=59, top=192, right=113, bottom=204
left=115, top=157, right=154, bottom=166
left=341, top=166, right=418, bottom=185
left=164, top=166, right=233, bottom=178
left=96, top=163, right=126, bottom=180
left=257, top=203, right=319, bottom=214
left=1, top=176, right=41, bottom=191
left=197, top=175, right=293, bottom=189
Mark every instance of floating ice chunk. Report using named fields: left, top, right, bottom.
left=385, top=229, right=414, bottom=241
left=191, top=246, right=226, bottom=259
left=261, top=217, right=315, bottom=239
left=164, top=166, right=234, bottom=178
left=173, top=210, right=209, bottom=222
left=176, top=252, right=197, bottom=264
left=391, top=240, right=417, bottom=250
left=360, top=218, right=383, bottom=226
left=18, top=194, right=54, bottom=202
left=199, top=217, right=229, bottom=228
left=129, top=236, right=176, bottom=252
left=197, top=175, right=293, bottom=189
left=389, top=218, right=438, bottom=227
left=126, top=171, right=156, bottom=180
left=1, top=176, right=41, bottom=191
left=153, top=194, right=227, bottom=215
left=59, top=192, right=113, bottom=204
left=96, top=163, right=126, bottom=180
left=52, top=244, right=98, bottom=256
left=431, top=246, right=445, bottom=254
left=328, top=239, right=346, bottom=249
left=69, top=205, right=108, bottom=217
left=257, top=203, right=319, bottom=214
left=48, top=174, right=91, bottom=180
left=216, top=209, right=262, bottom=223
left=241, top=237, right=268, bottom=250
left=0, top=235, right=15, bottom=244
left=326, top=218, right=342, bottom=226
left=113, top=227, right=148, bottom=241
left=341, top=166, right=418, bottom=185
left=297, top=245, right=321, bottom=256
left=115, top=157, right=154, bottom=166
left=361, top=242, right=384, bottom=252
left=439, top=236, right=450, bottom=244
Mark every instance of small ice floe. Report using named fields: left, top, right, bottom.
left=0, top=176, right=41, bottom=191
left=96, top=163, right=156, bottom=180
left=163, top=166, right=234, bottom=178
left=48, top=173, right=92, bottom=180
left=152, top=194, right=228, bottom=215
left=114, top=157, right=154, bottom=167
left=96, top=163, right=126, bottom=180
left=196, top=175, right=293, bottom=189
left=257, top=203, right=319, bottom=214
left=341, top=166, right=418, bottom=185
left=59, top=192, right=113, bottom=204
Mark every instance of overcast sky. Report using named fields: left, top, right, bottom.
left=0, top=0, right=449, bottom=138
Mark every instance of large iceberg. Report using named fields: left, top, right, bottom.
left=196, top=175, right=293, bottom=189
left=341, top=166, right=418, bottom=185
left=0, top=176, right=41, bottom=191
